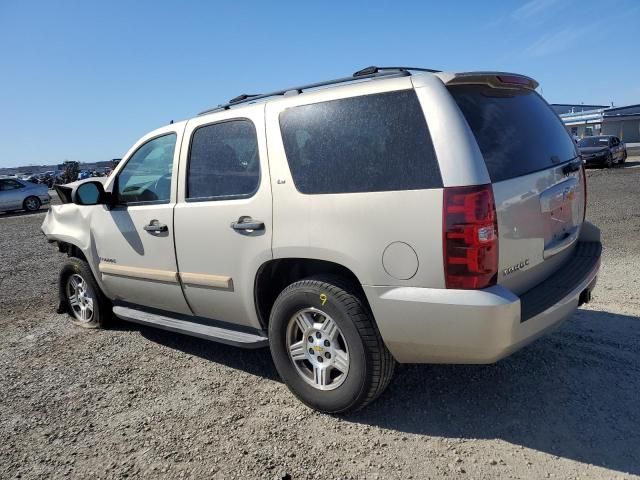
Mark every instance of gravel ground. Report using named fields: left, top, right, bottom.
left=1, top=162, right=640, bottom=480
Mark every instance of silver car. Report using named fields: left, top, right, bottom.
left=42, top=66, right=601, bottom=413
left=0, top=177, right=50, bottom=213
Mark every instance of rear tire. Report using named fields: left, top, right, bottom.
left=23, top=196, right=41, bottom=212
left=59, top=257, right=112, bottom=329
left=268, top=275, right=395, bottom=413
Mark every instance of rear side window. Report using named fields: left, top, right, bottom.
left=449, top=85, right=578, bottom=183
left=279, top=90, right=441, bottom=194
left=187, top=120, right=260, bottom=201
left=0, top=179, right=24, bottom=190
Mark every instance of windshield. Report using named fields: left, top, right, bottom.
left=578, top=137, right=610, bottom=148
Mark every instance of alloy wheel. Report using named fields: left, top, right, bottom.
left=286, top=308, right=350, bottom=391
left=25, top=197, right=40, bottom=211
left=66, top=274, right=95, bottom=323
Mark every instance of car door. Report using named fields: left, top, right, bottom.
left=173, top=105, right=272, bottom=329
left=0, top=179, right=26, bottom=210
left=92, top=123, right=192, bottom=315
left=0, top=179, right=12, bottom=209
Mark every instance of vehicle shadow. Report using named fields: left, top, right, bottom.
left=115, top=321, right=278, bottom=381
left=622, top=160, right=640, bottom=168
left=114, top=308, right=640, bottom=475
left=586, top=160, right=640, bottom=170
left=0, top=207, right=49, bottom=218
left=346, top=308, right=640, bottom=475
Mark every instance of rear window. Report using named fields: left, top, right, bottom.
left=279, top=90, right=442, bottom=194
left=449, top=85, right=578, bottom=183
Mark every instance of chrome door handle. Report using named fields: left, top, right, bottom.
left=143, top=220, right=168, bottom=233
left=231, top=216, right=265, bottom=232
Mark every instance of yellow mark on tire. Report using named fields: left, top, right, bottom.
left=320, top=293, right=328, bottom=306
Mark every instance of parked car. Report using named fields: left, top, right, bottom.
left=577, top=135, right=627, bottom=168
left=23, top=174, right=42, bottom=184
left=77, top=170, right=92, bottom=181
left=0, top=176, right=50, bottom=213
left=42, top=67, right=601, bottom=413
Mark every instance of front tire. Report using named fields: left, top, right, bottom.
left=59, top=258, right=112, bottom=328
left=269, top=276, right=395, bottom=413
left=23, top=196, right=41, bottom=212
left=605, top=153, right=613, bottom=168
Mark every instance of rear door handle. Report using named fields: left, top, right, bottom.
left=231, top=216, right=265, bottom=232
left=143, top=220, right=168, bottom=233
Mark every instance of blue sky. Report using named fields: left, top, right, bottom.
left=1, top=0, right=639, bottom=168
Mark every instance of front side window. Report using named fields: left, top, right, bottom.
left=279, top=90, right=442, bottom=194
left=0, top=179, right=24, bottom=191
left=187, top=120, right=260, bottom=200
left=116, top=134, right=176, bottom=204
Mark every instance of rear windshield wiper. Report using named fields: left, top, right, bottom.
left=562, top=158, right=582, bottom=174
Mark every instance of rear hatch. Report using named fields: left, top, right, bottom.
left=447, top=77, right=585, bottom=295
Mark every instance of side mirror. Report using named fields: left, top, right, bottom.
left=73, top=181, right=108, bottom=206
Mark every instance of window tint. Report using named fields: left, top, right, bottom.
left=0, top=179, right=24, bottom=190
left=449, top=85, right=578, bottom=183
left=187, top=120, right=260, bottom=200
left=279, top=90, right=441, bottom=194
left=116, top=134, right=176, bottom=204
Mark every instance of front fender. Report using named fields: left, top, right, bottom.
left=41, top=204, right=111, bottom=297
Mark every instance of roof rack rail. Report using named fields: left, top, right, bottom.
left=229, top=94, right=260, bottom=104
left=353, top=65, right=441, bottom=77
left=198, top=66, right=439, bottom=116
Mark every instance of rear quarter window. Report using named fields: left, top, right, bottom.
left=279, top=90, right=442, bottom=194
left=449, top=85, right=578, bottom=183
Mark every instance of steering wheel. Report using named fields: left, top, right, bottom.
left=151, top=174, right=172, bottom=201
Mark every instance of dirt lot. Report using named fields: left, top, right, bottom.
left=2, top=163, right=640, bottom=480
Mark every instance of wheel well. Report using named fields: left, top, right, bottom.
left=57, top=241, right=87, bottom=262
left=254, top=258, right=370, bottom=329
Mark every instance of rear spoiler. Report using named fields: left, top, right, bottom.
left=435, top=71, right=539, bottom=90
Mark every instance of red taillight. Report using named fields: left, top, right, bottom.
left=580, top=163, right=587, bottom=222
left=443, top=184, right=498, bottom=289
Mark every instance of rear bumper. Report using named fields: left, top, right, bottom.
left=365, top=233, right=601, bottom=364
